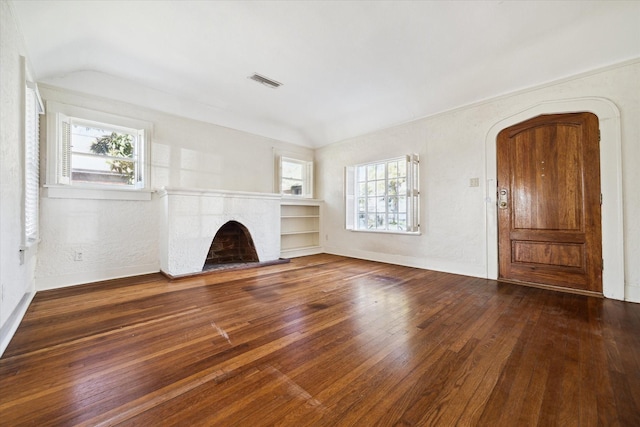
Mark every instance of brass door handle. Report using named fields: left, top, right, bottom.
left=498, top=188, right=508, bottom=209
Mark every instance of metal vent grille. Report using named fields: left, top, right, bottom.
left=249, top=73, right=282, bottom=88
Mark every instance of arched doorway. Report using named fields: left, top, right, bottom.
left=496, top=112, right=602, bottom=294
left=485, top=98, right=624, bottom=300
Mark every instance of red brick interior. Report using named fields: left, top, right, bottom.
left=204, top=221, right=259, bottom=266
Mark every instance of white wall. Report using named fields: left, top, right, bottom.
left=316, top=60, right=640, bottom=302
left=35, top=86, right=313, bottom=290
left=0, top=0, right=37, bottom=352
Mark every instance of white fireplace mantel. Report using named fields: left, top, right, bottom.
left=155, top=187, right=282, bottom=200
left=156, top=187, right=282, bottom=277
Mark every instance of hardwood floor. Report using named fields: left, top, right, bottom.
left=1, top=254, right=639, bottom=426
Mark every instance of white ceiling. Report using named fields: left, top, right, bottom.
left=11, top=0, right=640, bottom=148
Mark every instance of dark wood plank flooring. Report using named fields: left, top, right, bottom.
left=1, top=254, right=639, bottom=426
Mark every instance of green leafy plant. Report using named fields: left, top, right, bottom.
left=90, top=132, right=135, bottom=184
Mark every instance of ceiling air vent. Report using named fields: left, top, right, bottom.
left=249, top=73, right=283, bottom=89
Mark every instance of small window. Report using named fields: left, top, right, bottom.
left=345, top=155, right=420, bottom=233
left=46, top=102, right=150, bottom=190
left=66, top=120, right=142, bottom=187
left=278, top=156, right=313, bottom=198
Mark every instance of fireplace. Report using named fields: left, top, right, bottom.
left=157, top=187, right=281, bottom=278
left=204, top=221, right=259, bottom=269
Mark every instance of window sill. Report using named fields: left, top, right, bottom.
left=348, top=228, right=421, bottom=236
left=43, top=185, right=153, bottom=201
left=20, top=238, right=41, bottom=251
left=281, top=196, right=323, bottom=203
left=281, top=195, right=315, bottom=200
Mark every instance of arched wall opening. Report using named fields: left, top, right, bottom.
left=485, top=97, right=625, bottom=300
left=203, top=220, right=259, bottom=270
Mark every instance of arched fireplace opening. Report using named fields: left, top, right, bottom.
left=203, top=221, right=259, bottom=270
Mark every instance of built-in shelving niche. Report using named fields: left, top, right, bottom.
left=280, top=199, right=323, bottom=258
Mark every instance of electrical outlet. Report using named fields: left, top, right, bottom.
left=74, top=251, right=83, bottom=262
left=469, top=178, right=480, bottom=187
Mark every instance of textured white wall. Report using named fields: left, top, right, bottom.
left=35, top=86, right=312, bottom=290
left=35, top=197, right=160, bottom=290
left=0, top=0, right=37, bottom=351
left=316, top=61, right=640, bottom=302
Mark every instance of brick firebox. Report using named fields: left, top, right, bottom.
left=204, top=221, right=259, bottom=267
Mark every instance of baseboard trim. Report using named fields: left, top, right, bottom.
left=324, top=246, right=486, bottom=279
left=0, top=291, right=36, bottom=357
left=625, top=285, right=640, bottom=303
left=35, top=263, right=160, bottom=291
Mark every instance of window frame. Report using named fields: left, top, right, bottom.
left=345, top=154, right=420, bottom=234
left=45, top=101, right=152, bottom=199
left=22, top=58, right=44, bottom=248
left=276, top=154, right=314, bottom=199
left=65, top=117, right=144, bottom=188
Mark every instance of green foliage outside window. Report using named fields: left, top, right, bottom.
left=90, top=132, right=135, bottom=184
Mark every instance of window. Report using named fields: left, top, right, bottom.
left=46, top=102, right=150, bottom=191
left=24, top=79, right=44, bottom=246
left=278, top=155, right=313, bottom=198
left=65, top=119, right=143, bottom=187
left=345, top=155, right=419, bottom=233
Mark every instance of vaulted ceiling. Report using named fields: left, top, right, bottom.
left=11, top=1, right=640, bottom=147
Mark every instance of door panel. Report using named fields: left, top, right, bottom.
left=512, top=241, right=584, bottom=268
left=497, top=113, right=602, bottom=293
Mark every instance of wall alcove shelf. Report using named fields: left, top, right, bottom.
left=280, top=199, right=323, bottom=258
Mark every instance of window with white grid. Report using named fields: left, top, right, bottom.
left=345, top=155, right=420, bottom=234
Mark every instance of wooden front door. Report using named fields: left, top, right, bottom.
left=497, top=112, right=602, bottom=294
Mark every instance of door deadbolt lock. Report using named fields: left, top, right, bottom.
left=498, top=188, right=508, bottom=209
